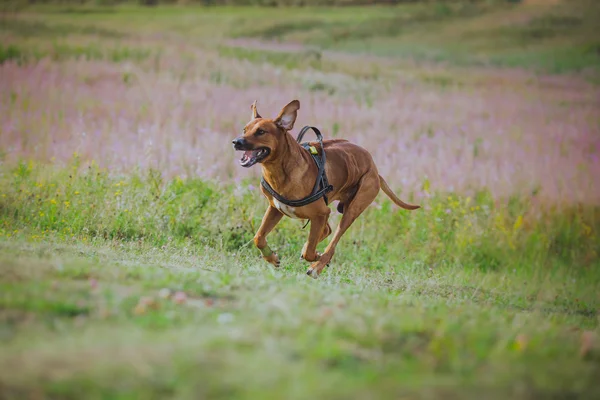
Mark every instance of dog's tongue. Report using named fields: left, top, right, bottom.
left=240, top=150, right=255, bottom=164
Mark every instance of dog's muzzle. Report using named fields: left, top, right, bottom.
left=232, top=137, right=248, bottom=151
left=232, top=137, right=270, bottom=168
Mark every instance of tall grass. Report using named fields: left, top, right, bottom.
left=1, top=53, right=598, bottom=204
left=2, top=157, right=598, bottom=280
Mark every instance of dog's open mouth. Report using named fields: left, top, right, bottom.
left=239, top=147, right=270, bottom=168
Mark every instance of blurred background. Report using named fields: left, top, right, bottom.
left=1, top=0, right=599, bottom=203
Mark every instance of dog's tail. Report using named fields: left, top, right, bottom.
left=378, top=175, right=420, bottom=210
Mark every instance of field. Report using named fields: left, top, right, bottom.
left=1, top=1, right=600, bottom=398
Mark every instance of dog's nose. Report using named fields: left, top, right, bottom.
left=232, top=137, right=246, bottom=150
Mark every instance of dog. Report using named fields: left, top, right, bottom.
left=232, top=99, right=420, bottom=279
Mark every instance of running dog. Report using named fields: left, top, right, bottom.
left=232, top=100, right=420, bottom=279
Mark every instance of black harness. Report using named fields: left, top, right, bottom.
left=260, top=126, right=334, bottom=207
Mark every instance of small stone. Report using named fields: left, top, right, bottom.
left=158, top=288, right=171, bottom=299
left=321, top=307, right=333, bottom=318
left=173, top=291, right=187, bottom=304
left=139, top=296, right=160, bottom=310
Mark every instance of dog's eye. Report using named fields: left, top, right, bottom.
left=255, top=129, right=266, bottom=137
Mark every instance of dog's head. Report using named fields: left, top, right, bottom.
left=232, top=100, right=300, bottom=168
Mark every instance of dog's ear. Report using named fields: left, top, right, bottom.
left=251, top=100, right=262, bottom=120
left=274, top=100, right=300, bottom=131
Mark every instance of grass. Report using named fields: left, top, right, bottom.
left=0, top=42, right=153, bottom=64
left=1, top=1, right=600, bottom=398
left=3, top=1, right=600, bottom=73
left=0, top=158, right=599, bottom=398
left=1, top=237, right=599, bottom=399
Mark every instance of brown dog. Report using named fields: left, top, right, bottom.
left=232, top=100, right=420, bottom=279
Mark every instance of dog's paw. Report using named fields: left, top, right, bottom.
left=306, top=267, right=319, bottom=279
left=264, top=252, right=280, bottom=268
left=307, top=257, right=331, bottom=279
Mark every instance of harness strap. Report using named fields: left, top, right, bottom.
left=260, top=126, right=333, bottom=208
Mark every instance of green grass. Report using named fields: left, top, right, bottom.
left=1, top=158, right=599, bottom=398
left=217, top=46, right=322, bottom=72
left=0, top=18, right=125, bottom=39
left=0, top=42, right=154, bottom=64
left=2, top=1, right=600, bottom=74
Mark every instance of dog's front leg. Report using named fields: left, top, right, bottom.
left=254, top=206, right=284, bottom=267
left=301, top=212, right=329, bottom=262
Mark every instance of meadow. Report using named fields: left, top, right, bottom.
left=1, top=1, right=600, bottom=398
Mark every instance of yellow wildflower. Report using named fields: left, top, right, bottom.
left=513, top=215, right=523, bottom=231
left=513, top=334, right=528, bottom=352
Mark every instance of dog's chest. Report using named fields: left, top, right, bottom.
left=273, top=199, right=298, bottom=219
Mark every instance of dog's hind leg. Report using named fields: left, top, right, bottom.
left=254, top=206, right=284, bottom=267
left=307, top=171, right=380, bottom=279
